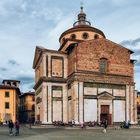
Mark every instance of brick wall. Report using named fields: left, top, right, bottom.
left=68, top=48, right=77, bottom=76
left=52, top=58, right=63, bottom=77
left=76, top=38, right=133, bottom=77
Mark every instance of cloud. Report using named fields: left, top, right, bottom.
left=0, top=0, right=140, bottom=92
left=28, top=82, right=35, bottom=89
left=16, top=75, right=34, bottom=84
left=120, top=37, right=140, bottom=66
left=120, top=37, right=140, bottom=91
left=121, top=37, right=140, bottom=48
left=135, top=61, right=140, bottom=67
left=15, top=74, right=34, bottom=92
left=8, top=60, right=19, bottom=66
left=0, top=0, right=63, bottom=24
left=0, top=67, right=7, bottom=71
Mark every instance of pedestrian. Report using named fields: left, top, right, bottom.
left=8, top=120, right=14, bottom=135
left=80, top=121, right=84, bottom=129
left=15, top=120, right=20, bottom=136
left=71, top=119, right=75, bottom=127
left=103, top=119, right=108, bottom=133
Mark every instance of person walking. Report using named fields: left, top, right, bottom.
left=8, top=120, right=14, bottom=135
left=71, top=119, right=75, bottom=127
left=15, top=120, right=20, bottom=136
left=80, top=121, right=84, bottom=129
left=103, top=119, right=108, bottom=133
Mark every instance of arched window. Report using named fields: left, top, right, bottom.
left=99, top=58, right=107, bottom=73
left=94, top=34, right=99, bottom=39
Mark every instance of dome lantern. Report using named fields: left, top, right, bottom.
left=73, top=6, right=91, bottom=26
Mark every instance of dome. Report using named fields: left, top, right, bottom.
left=59, top=6, right=106, bottom=52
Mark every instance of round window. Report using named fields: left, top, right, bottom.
left=70, top=34, right=76, bottom=39
left=82, top=33, right=89, bottom=39
left=94, top=34, right=99, bottom=39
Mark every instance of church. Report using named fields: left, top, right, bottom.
left=33, top=7, right=137, bottom=125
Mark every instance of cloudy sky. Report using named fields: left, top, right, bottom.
left=0, top=0, right=140, bottom=92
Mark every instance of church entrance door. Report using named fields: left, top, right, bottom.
left=100, top=105, right=111, bottom=125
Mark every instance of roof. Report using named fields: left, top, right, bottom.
left=0, top=85, right=21, bottom=95
left=78, top=38, right=134, bottom=54
left=59, top=6, right=106, bottom=42
left=2, top=79, right=20, bottom=83
left=20, top=91, right=35, bottom=98
left=33, top=46, right=66, bottom=69
left=59, top=25, right=106, bottom=42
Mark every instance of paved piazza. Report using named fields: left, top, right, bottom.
left=0, top=125, right=140, bottom=140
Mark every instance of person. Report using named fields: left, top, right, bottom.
left=103, top=119, right=108, bottom=133
left=71, top=119, right=75, bottom=127
left=15, top=120, right=20, bottom=136
left=80, top=121, right=84, bottom=129
left=0, top=119, right=3, bottom=125
left=8, top=120, right=14, bottom=135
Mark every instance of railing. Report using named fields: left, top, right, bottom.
left=73, top=20, right=91, bottom=27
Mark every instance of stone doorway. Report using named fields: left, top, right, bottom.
left=100, top=105, right=111, bottom=125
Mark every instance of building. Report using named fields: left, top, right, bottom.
left=137, top=92, right=140, bottom=122
left=33, top=7, right=137, bottom=124
left=0, top=80, right=21, bottom=123
left=19, top=91, right=35, bottom=123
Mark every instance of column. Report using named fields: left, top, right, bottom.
left=73, top=81, right=79, bottom=124
left=63, top=84, right=68, bottom=123
left=48, top=83, right=52, bottom=123
left=42, top=53, right=46, bottom=77
left=126, top=85, right=130, bottom=121
left=130, top=85, right=135, bottom=124
left=42, top=84, right=47, bottom=124
left=134, top=90, right=137, bottom=123
left=48, top=55, right=51, bottom=77
left=79, top=82, right=83, bottom=123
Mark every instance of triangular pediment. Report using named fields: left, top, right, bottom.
left=33, top=46, right=46, bottom=69
left=97, top=91, right=114, bottom=100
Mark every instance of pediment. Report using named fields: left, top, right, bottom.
left=33, top=46, right=46, bottom=69
left=97, top=91, right=114, bottom=100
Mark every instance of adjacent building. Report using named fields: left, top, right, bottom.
left=33, top=7, right=137, bottom=124
left=137, top=92, right=140, bottom=123
left=19, top=91, right=35, bottom=123
left=0, top=80, right=21, bottom=123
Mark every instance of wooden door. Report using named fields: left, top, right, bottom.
left=101, top=105, right=109, bottom=114
left=100, top=105, right=111, bottom=125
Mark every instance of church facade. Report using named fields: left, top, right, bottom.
left=33, top=7, right=137, bottom=124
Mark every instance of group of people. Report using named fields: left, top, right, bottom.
left=80, top=119, right=108, bottom=133
left=8, top=120, right=20, bottom=136
left=120, top=120, right=131, bottom=129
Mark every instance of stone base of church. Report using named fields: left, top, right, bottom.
left=35, top=81, right=137, bottom=125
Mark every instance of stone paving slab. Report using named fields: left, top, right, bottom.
left=0, top=125, right=140, bottom=140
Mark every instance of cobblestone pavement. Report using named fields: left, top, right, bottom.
left=0, top=125, right=140, bottom=140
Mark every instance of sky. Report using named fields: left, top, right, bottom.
left=0, top=0, right=140, bottom=92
